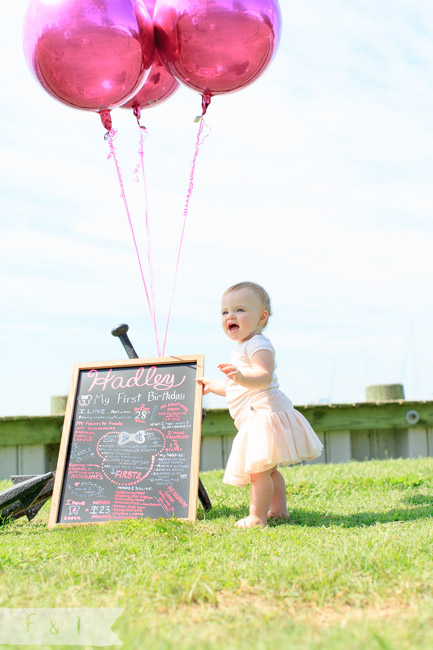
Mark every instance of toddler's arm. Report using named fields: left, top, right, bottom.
left=196, top=377, right=227, bottom=396
left=218, top=350, right=274, bottom=390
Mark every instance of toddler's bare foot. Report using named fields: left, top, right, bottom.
left=235, top=516, right=266, bottom=529
left=267, top=510, right=290, bottom=521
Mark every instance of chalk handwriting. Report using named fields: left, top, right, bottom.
left=87, top=367, right=186, bottom=392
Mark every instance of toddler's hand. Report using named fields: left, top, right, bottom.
left=195, top=377, right=214, bottom=395
left=218, top=363, right=244, bottom=384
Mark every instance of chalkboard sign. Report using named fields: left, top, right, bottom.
left=48, top=355, right=204, bottom=527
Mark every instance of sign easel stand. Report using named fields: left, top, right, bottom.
left=111, top=324, right=212, bottom=512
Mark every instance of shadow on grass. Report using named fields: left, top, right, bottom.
left=201, top=503, right=433, bottom=527
left=289, top=504, right=433, bottom=527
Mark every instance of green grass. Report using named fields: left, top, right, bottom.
left=2, top=458, right=433, bottom=649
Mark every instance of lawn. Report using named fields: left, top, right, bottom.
left=1, top=458, right=433, bottom=649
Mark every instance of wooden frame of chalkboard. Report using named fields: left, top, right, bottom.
left=48, top=355, right=204, bottom=527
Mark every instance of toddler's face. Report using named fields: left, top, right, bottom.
left=221, top=288, right=268, bottom=342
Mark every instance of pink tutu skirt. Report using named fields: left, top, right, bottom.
left=223, top=389, right=323, bottom=487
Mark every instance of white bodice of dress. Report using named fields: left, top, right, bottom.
left=225, top=334, right=279, bottom=419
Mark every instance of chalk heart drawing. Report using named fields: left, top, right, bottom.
left=78, top=394, right=92, bottom=406
left=96, top=428, right=166, bottom=485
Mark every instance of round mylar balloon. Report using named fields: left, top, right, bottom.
left=153, top=0, right=281, bottom=98
left=23, top=0, right=155, bottom=115
left=121, top=50, right=179, bottom=110
left=121, top=0, right=179, bottom=111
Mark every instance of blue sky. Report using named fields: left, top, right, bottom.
left=1, top=1, right=433, bottom=417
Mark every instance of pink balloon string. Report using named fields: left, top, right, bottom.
left=162, top=117, right=210, bottom=356
left=106, top=129, right=161, bottom=356
left=135, top=121, right=160, bottom=356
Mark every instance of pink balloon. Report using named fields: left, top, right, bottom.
left=121, top=0, right=179, bottom=111
left=153, top=0, right=281, bottom=102
left=144, top=0, right=157, bottom=14
left=23, top=0, right=155, bottom=122
left=121, top=51, right=179, bottom=110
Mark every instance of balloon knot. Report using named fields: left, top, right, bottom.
left=99, top=109, right=112, bottom=131
left=201, top=91, right=211, bottom=116
left=133, top=106, right=142, bottom=125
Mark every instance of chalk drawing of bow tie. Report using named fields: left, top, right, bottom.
left=118, top=430, right=146, bottom=446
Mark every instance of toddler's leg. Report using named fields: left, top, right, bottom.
left=268, top=469, right=290, bottom=520
left=235, top=470, right=273, bottom=529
